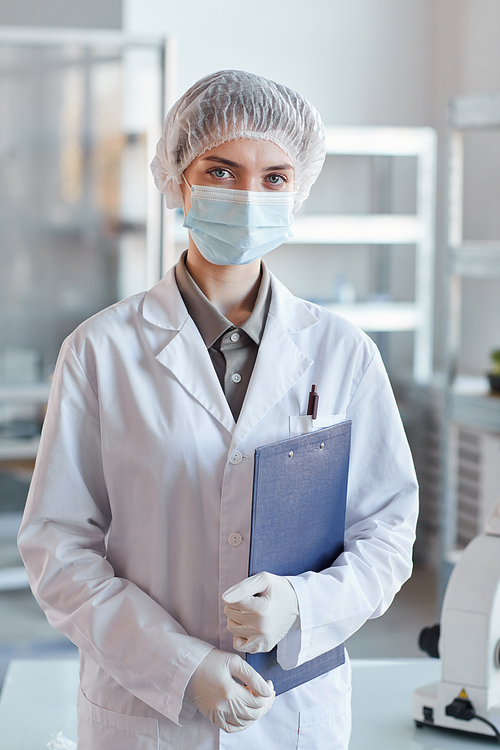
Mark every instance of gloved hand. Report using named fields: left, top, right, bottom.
left=222, top=571, right=299, bottom=654
left=186, top=648, right=275, bottom=733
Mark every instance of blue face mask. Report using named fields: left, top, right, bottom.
left=182, top=184, right=296, bottom=265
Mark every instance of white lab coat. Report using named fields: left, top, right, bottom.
left=18, top=266, right=418, bottom=750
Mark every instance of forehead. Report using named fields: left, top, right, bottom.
left=191, top=138, right=294, bottom=169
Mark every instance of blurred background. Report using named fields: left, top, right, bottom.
left=1, top=0, right=500, bottom=695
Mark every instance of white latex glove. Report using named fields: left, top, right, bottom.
left=186, top=648, right=275, bottom=733
left=222, top=571, right=299, bottom=653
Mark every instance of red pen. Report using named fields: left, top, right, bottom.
left=307, top=384, right=319, bottom=420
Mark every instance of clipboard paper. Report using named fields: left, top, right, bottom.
left=247, top=421, right=351, bottom=695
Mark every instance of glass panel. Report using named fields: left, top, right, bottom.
left=0, top=39, right=163, bottom=455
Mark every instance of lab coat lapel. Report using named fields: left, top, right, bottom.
left=232, top=275, right=318, bottom=446
left=143, top=269, right=235, bottom=435
left=156, top=320, right=235, bottom=435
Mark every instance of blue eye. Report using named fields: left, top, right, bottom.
left=267, top=174, right=285, bottom=185
left=210, top=168, right=231, bottom=179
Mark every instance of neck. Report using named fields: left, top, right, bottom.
left=185, top=244, right=262, bottom=327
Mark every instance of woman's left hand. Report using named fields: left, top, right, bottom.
left=222, top=572, right=299, bottom=653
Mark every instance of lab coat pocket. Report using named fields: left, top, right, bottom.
left=297, top=690, right=351, bottom=750
left=289, top=414, right=347, bottom=438
left=77, top=688, right=159, bottom=750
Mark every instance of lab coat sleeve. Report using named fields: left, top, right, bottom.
left=17, top=339, right=213, bottom=725
left=277, top=347, right=418, bottom=669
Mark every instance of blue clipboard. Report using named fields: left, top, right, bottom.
left=247, top=420, right=351, bottom=695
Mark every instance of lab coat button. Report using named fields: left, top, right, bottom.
left=228, top=532, right=242, bottom=546
left=230, top=331, right=240, bottom=342
left=229, top=450, right=243, bottom=464
left=231, top=372, right=242, bottom=383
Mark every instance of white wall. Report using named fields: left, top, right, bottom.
left=124, top=0, right=435, bottom=127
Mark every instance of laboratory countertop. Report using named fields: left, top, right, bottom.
left=0, top=657, right=497, bottom=749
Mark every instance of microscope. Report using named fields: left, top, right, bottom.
left=413, top=502, right=500, bottom=739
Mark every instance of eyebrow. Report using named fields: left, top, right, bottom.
left=202, top=155, right=294, bottom=172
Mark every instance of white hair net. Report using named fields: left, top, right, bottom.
left=151, top=69, right=326, bottom=214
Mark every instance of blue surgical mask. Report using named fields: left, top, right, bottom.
left=182, top=183, right=296, bottom=265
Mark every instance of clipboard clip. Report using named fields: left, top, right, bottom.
left=307, top=384, right=319, bottom=420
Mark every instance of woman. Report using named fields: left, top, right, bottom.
left=18, top=70, right=418, bottom=750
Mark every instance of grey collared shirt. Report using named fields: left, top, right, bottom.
left=175, top=252, right=271, bottom=421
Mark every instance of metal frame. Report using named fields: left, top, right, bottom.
left=0, top=26, right=168, bottom=47
left=0, top=26, right=174, bottom=285
left=160, top=37, right=178, bottom=274
left=439, top=93, right=500, bottom=599
left=0, top=28, right=175, bottom=591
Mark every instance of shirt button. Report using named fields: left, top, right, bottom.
left=228, top=532, right=242, bottom=547
left=230, top=331, right=240, bottom=342
left=231, top=372, right=242, bottom=383
left=229, top=450, right=243, bottom=464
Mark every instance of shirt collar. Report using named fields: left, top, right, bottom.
left=174, top=251, right=271, bottom=349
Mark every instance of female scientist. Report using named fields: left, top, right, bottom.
left=18, top=70, right=418, bottom=750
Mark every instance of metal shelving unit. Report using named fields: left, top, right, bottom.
left=0, top=384, right=51, bottom=462
left=313, top=128, right=436, bottom=384
left=440, top=93, right=500, bottom=595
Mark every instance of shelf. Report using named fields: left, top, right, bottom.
left=450, top=392, right=500, bottom=433
left=449, top=92, right=500, bottom=129
left=288, top=215, right=421, bottom=245
left=175, top=214, right=421, bottom=246
left=448, top=376, right=500, bottom=433
left=0, top=26, right=168, bottom=48
left=0, top=566, right=29, bottom=592
left=0, top=383, right=51, bottom=402
left=324, top=302, right=420, bottom=331
left=324, top=126, right=436, bottom=156
left=451, top=241, right=500, bottom=278
left=0, top=437, right=40, bottom=460
left=439, top=92, right=500, bottom=586
left=0, top=384, right=48, bottom=460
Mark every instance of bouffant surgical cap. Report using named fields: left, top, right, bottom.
left=150, top=69, right=326, bottom=213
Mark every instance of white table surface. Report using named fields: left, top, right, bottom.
left=0, top=659, right=79, bottom=748
left=350, top=658, right=498, bottom=749
left=0, top=657, right=497, bottom=749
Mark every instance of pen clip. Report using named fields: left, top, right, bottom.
left=307, top=384, right=319, bottom=420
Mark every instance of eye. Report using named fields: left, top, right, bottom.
left=208, top=167, right=232, bottom=179
left=266, top=173, right=287, bottom=186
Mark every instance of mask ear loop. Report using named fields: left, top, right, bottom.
left=181, top=173, right=194, bottom=222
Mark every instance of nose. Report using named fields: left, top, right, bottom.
left=237, top=175, right=262, bottom=192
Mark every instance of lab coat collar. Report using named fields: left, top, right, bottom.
left=142, top=267, right=188, bottom=331
left=142, top=267, right=319, bottom=440
left=143, top=268, right=236, bottom=435
left=142, top=267, right=318, bottom=336
left=266, top=273, right=319, bottom=335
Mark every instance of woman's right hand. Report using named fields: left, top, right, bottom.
left=186, top=648, right=275, bottom=733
